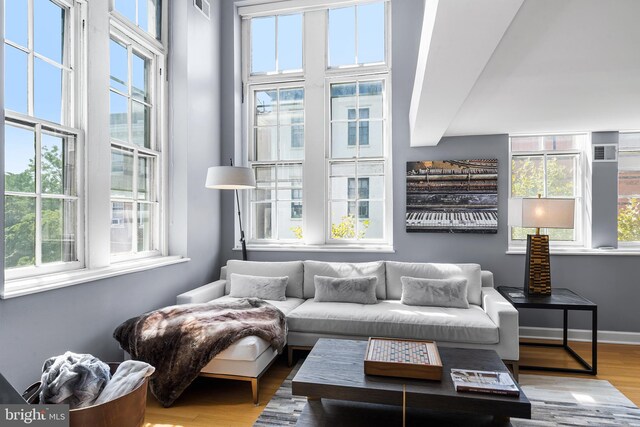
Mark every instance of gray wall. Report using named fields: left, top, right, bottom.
left=0, top=0, right=223, bottom=391
left=220, top=0, right=639, bottom=334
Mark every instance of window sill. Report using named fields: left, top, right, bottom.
left=1, top=256, right=190, bottom=299
left=506, top=247, right=640, bottom=256
left=235, top=244, right=396, bottom=253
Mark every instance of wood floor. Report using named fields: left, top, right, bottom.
left=143, top=341, right=640, bottom=427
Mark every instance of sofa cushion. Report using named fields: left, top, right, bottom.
left=303, top=260, right=386, bottom=299
left=287, top=299, right=498, bottom=344
left=401, top=277, right=469, bottom=309
left=226, top=260, right=304, bottom=298
left=314, top=276, right=378, bottom=304
left=229, top=273, right=288, bottom=301
left=386, top=261, right=483, bottom=305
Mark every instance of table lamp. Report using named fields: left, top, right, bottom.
left=509, top=195, right=575, bottom=295
left=206, top=160, right=256, bottom=260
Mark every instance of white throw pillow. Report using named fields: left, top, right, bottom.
left=229, top=273, right=288, bottom=301
left=400, top=276, right=469, bottom=309
left=313, top=275, right=378, bottom=304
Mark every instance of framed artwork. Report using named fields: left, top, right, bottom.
left=406, top=159, right=498, bottom=233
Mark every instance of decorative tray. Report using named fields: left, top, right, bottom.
left=364, top=337, right=443, bottom=381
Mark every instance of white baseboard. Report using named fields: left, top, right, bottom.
left=520, top=326, right=640, bottom=345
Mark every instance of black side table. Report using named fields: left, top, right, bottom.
left=498, top=286, right=597, bottom=375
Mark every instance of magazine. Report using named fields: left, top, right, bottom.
left=450, top=369, right=520, bottom=397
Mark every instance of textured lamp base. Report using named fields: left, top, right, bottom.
left=525, top=234, right=551, bottom=295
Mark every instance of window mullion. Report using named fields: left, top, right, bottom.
left=27, top=0, right=35, bottom=117
left=132, top=148, right=139, bottom=253
left=34, top=124, right=43, bottom=266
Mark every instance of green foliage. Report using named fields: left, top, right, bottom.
left=290, top=215, right=371, bottom=240
left=618, top=198, right=640, bottom=242
left=4, top=145, right=66, bottom=269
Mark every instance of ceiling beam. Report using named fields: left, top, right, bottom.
left=409, top=0, right=524, bottom=146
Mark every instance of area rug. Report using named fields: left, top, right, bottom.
left=254, top=363, right=640, bottom=426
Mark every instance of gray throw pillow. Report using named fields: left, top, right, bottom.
left=229, top=273, right=288, bottom=301
left=400, top=276, right=469, bottom=309
left=314, top=275, right=378, bottom=304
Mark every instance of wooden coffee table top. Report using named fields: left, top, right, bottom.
left=292, top=339, right=531, bottom=420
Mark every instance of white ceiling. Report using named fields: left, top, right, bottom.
left=410, top=0, right=640, bottom=146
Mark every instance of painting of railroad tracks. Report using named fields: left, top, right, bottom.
left=406, top=159, right=498, bottom=233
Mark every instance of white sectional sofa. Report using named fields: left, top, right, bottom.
left=177, top=260, right=519, bottom=403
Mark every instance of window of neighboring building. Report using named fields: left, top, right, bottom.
left=4, top=0, right=83, bottom=279
left=509, top=134, right=588, bottom=247
left=618, top=132, right=640, bottom=245
left=242, top=1, right=391, bottom=247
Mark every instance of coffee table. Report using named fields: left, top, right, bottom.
left=291, top=339, right=531, bottom=426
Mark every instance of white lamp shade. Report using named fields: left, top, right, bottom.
left=509, top=197, right=575, bottom=229
left=205, top=166, right=256, bottom=189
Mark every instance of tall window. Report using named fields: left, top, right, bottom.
left=509, top=134, right=587, bottom=246
left=243, top=1, right=391, bottom=247
left=4, top=0, right=82, bottom=277
left=618, top=133, right=640, bottom=244
left=109, top=28, right=162, bottom=258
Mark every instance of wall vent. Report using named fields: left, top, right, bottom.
left=593, top=144, right=617, bottom=162
left=194, top=0, right=211, bottom=19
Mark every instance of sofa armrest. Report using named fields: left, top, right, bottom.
left=177, top=280, right=227, bottom=305
left=482, top=287, right=519, bottom=360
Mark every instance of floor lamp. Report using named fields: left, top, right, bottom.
left=509, top=196, right=575, bottom=295
left=205, top=162, right=256, bottom=261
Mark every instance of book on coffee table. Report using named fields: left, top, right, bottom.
left=450, top=369, right=520, bottom=396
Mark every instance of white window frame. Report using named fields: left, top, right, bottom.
left=618, top=131, right=640, bottom=248
left=2, top=0, right=176, bottom=298
left=108, top=23, right=166, bottom=262
left=240, top=0, right=393, bottom=251
left=508, top=133, right=591, bottom=250
left=3, top=0, right=85, bottom=280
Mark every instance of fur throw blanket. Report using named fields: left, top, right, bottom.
left=113, top=298, right=287, bottom=407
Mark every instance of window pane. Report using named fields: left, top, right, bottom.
left=5, top=195, right=36, bottom=268
left=331, top=122, right=354, bottom=159
left=4, top=0, right=28, bottom=46
left=619, top=151, right=640, bottom=170
left=510, top=136, right=541, bottom=152
left=542, top=135, right=583, bottom=151
left=110, top=201, right=133, bottom=254
left=110, top=91, right=129, bottom=142
left=359, top=81, right=383, bottom=119
left=277, top=14, right=302, bottom=71
left=255, top=90, right=277, bottom=126
left=114, top=0, right=136, bottom=25
left=619, top=170, right=640, bottom=197
left=34, top=58, right=63, bottom=123
left=5, top=125, right=35, bottom=193
left=34, top=0, right=64, bottom=64
left=41, top=133, right=76, bottom=196
left=359, top=120, right=383, bottom=157
left=252, top=202, right=273, bottom=239
left=137, top=203, right=153, bottom=251
left=255, top=127, right=277, bottom=161
left=618, top=197, right=640, bottom=242
left=331, top=83, right=357, bottom=120
left=511, top=156, right=544, bottom=197
left=131, top=101, right=150, bottom=148
left=5, top=44, right=28, bottom=114
left=138, top=156, right=154, bottom=201
left=328, top=7, right=355, bottom=67
left=620, top=133, right=640, bottom=150
left=330, top=162, right=355, bottom=200
left=132, top=51, right=149, bottom=102
left=546, top=155, right=576, bottom=197
left=110, top=39, right=128, bottom=93
left=41, top=198, right=76, bottom=264
left=279, top=88, right=304, bottom=160
left=251, top=16, right=276, bottom=73
left=358, top=162, right=384, bottom=199
left=111, top=149, right=134, bottom=198
left=359, top=200, right=382, bottom=238
left=357, top=2, right=384, bottom=64
left=277, top=201, right=299, bottom=240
